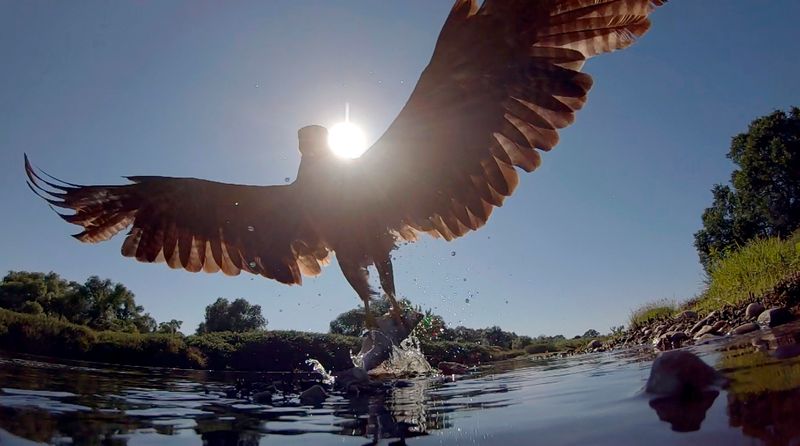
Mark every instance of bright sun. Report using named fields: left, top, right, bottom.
left=328, top=122, right=368, bottom=159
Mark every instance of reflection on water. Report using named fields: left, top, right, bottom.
left=2, top=322, right=800, bottom=445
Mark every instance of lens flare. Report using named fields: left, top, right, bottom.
left=328, top=122, right=367, bottom=159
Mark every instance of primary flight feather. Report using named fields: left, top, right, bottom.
left=26, top=0, right=665, bottom=328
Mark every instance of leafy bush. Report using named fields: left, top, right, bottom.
left=0, top=309, right=204, bottom=368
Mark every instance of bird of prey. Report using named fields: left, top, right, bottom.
left=26, top=0, right=665, bottom=330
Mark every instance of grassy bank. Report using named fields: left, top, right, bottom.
left=692, top=236, right=800, bottom=313
left=627, top=235, right=800, bottom=330
left=0, top=308, right=531, bottom=371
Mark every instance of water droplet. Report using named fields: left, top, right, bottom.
left=254, top=82, right=260, bottom=88
left=505, top=300, right=509, bottom=304
left=284, top=177, right=291, bottom=183
left=234, top=202, right=239, bottom=206
left=465, top=298, right=470, bottom=304
left=317, top=293, right=321, bottom=297
left=247, top=226, right=255, bottom=232
left=400, top=80, right=405, bottom=84
left=450, top=251, right=456, bottom=256
left=278, top=309, right=282, bottom=312
left=463, top=278, right=467, bottom=282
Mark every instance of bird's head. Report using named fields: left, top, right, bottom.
left=298, top=125, right=330, bottom=159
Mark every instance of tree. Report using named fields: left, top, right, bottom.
left=582, top=329, right=600, bottom=338
left=482, top=326, right=516, bottom=349
left=197, top=298, right=266, bottom=333
left=328, top=298, right=415, bottom=336
left=695, top=107, right=800, bottom=271
left=0, top=271, right=156, bottom=333
left=157, top=319, right=183, bottom=335
left=0, top=271, right=74, bottom=315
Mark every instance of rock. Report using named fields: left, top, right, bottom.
left=711, top=321, right=727, bottom=333
left=695, top=333, right=722, bottom=344
left=587, top=339, right=603, bottom=349
left=646, top=351, right=719, bottom=396
left=252, top=390, right=272, bottom=404
left=730, top=322, right=760, bottom=336
left=757, top=307, right=794, bottom=328
left=670, top=332, right=689, bottom=343
left=690, top=319, right=709, bottom=334
left=334, top=367, right=370, bottom=393
left=675, top=310, right=698, bottom=321
left=299, top=385, right=327, bottom=405
left=438, top=361, right=469, bottom=375
left=745, top=302, right=765, bottom=319
left=693, top=325, right=715, bottom=339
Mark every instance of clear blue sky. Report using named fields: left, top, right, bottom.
left=2, top=1, right=799, bottom=337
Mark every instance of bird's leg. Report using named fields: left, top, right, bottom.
left=375, top=255, right=406, bottom=330
left=337, top=254, right=378, bottom=330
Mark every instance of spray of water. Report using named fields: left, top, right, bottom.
left=305, top=359, right=336, bottom=385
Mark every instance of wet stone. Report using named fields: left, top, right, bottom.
left=299, top=385, right=327, bottom=405
left=690, top=319, right=709, bottom=334
left=646, top=351, right=719, bottom=396
left=711, top=321, right=728, bottom=333
left=757, top=307, right=794, bottom=328
left=730, top=322, right=760, bottom=336
left=438, top=361, right=469, bottom=375
left=746, top=302, right=765, bottom=319
left=693, top=325, right=715, bottom=339
left=252, top=391, right=272, bottom=404
left=695, top=333, right=722, bottom=344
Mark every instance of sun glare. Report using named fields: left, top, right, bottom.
left=328, top=122, right=368, bottom=159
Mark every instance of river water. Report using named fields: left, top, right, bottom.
left=1, top=322, right=800, bottom=445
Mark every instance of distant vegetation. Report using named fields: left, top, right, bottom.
left=0, top=269, right=612, bottom=370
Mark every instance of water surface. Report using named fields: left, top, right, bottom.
left=2, top=322, right=800, bottom=445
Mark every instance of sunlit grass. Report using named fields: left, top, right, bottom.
left=628, top=298, right=678, bottom=330
left=692, top=236, right=800, bottom=314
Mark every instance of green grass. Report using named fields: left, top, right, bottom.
left=692, top=236, right=800, bottom=314
left=628, top=298, right=678, bottom=330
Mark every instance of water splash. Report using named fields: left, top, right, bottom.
left=385, top=335, right=434, bottom=375
left=353, top=334, right=434, bottom=376
left=305, top=359, right=335, bottom=385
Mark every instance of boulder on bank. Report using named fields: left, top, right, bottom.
left=745, top=302, right=765, bottom=319
left=757, top=308, right=794, bottom=328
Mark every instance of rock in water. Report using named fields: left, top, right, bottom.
left=355, top=309, right=424, bottom=372
left=299, top=385, right=328, bottom=405
left=646, top=351, right=719, bottom=396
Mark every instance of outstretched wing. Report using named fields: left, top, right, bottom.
left=353, top=0, right=665, bottom=241
left=25, top=155, right=329, bottom=284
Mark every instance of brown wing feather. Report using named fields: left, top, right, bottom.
left=353, top=0, right=664, bottom=240
left=24, top=155, right=329, bottom=285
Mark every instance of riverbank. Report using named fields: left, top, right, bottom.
left=0, top=309, right=525, bottom=371
left=600, top=235, right=800, bottom=352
